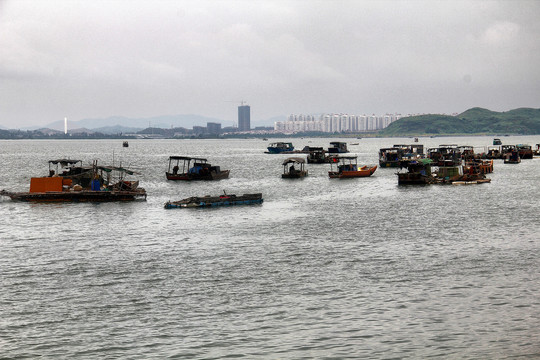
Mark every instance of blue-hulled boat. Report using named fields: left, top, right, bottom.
left=266, top=142, right=294, bottom=154
left=165, top=193, right=263, bottom=209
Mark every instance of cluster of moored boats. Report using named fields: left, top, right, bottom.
left=1, top=139, right=538, bottom=206
left=381, top=140, right=540, bottom=185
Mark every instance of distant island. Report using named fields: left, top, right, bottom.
left=379, top=107, right=540, bottom=136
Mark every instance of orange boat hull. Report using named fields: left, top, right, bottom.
left=329, top=165, right=377, bottom=178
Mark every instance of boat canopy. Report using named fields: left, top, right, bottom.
left=336, top=156, right=357, bottom=160
left=417, top=158, right=433, bottom=165
left=168, top=156, right=208, bottom=162
left=282, top=157, right=306, bottom=165
left=97, top=166, right=139, bottom=175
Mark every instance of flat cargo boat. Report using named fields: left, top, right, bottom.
left=1, top=162, right=146, bottom=202
left=165, top=193, right=263, bottom=209
left=1, top=188, right=146, bottom=202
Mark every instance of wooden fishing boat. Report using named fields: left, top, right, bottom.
left=379, top=147, right=401, bottom=167
left=380, top=144, right=425, bottom=167
left=307, top=147, right=338, bottom=164
left=516, top=144, right=533, bottom=159
left=328, top=156, right=377, bottom=178
left=165, top=193, right=263, bottom=209
left=534, top=144, right=540, bottom=156
left=486, top=146, right=502, bottom=159
left=166, top=156, right=230, bottom=181
left=504, top=149, right=521, bottom=164
left=434, top=165, right=491, bottom=184
left=465, top=159, right=494, bottom=174
left=1, top=162, right=146, bottom=202
left=328, top=142, right=349, bottom=153
left=397, top=158, right=435, bottom=185
left=427, top=145, right=462, bottom=166
left=282, top=157, right=308, bottom=178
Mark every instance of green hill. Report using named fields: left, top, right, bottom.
left=379, top=107, right=540, bottom=136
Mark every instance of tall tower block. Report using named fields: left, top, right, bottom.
left=238, top=103, right=250, bottom=131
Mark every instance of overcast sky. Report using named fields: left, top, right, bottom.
left=1, top=0, right=539, bottom=128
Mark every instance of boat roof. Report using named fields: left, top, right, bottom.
left=282, top=157, right=306, bottom=165
left=336, top=155, right=357, bottom=160
left=168, top=156, right=208, bottom=162
left=330, top=141, right=346, bottom=145
left=48, top=159, right=82, bottom=165
left=97, top=166, right=140, bottom=175
left=416, top=158, right=433, bottom=165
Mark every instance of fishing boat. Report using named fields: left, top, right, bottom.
left=504, top=149, right=521, bottom=164
left=516, top=144, right=533, bottom=159
left=397, top=158, right=435, bottom=185
left=493, top=138, right=502, bottom=145
left=434, top=163, right=491, bottom=184
left=380, top=144, right=425, bottom=167
left=427, top=145, right=462, bottom=166
left=534, top=144, right=540, bottom=156
left=486, top=146, right=502, bottom=159
left=394, top=144, right=425, bottom=160
left=166, top=156, right=230, bottom=181
left=379, top=147, right=401, bottom=167
left=465, top=159, right=494, bottom=174
left=266, top=142, right=294, bottom=154
left=307, top=147, right=337, bottom=164
left=328, top=156, right=377, bottom=178
left=1, top=161, right=146, bottom=202
left=501, top=145, right=517, bottom=159
left=327, top=142, right=349, bottom=153
left=164, top=192, right=263, bottom=209
left=282, top=157, right=308, bottom=178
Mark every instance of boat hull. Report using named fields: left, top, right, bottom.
left=165, top=193, right=263, bottom=209
left=379, top=160, right=400, bottom=167
left=329, top=166, right=377, bottom=178
left=397, top=173, right=434, bottom=185
left=282, top=171, right=308, bottom=179
left=1, top=189, right=147, bottom=202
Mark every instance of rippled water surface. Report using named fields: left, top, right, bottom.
left=1, top=137, right=539, bottom=359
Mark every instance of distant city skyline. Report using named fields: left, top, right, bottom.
left=275, top=113, right=403, bottom=133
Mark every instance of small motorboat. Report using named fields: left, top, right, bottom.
left=166, top=156, right=230, bottom=181
left=282, top=157, right=308, bottom=178
left=328, top=156, right=377, bottom=178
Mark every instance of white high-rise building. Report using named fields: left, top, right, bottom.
left=274, top=112, right=402, bottom=133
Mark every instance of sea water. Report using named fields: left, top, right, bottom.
left=1, top=136, right=539, bottom=359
